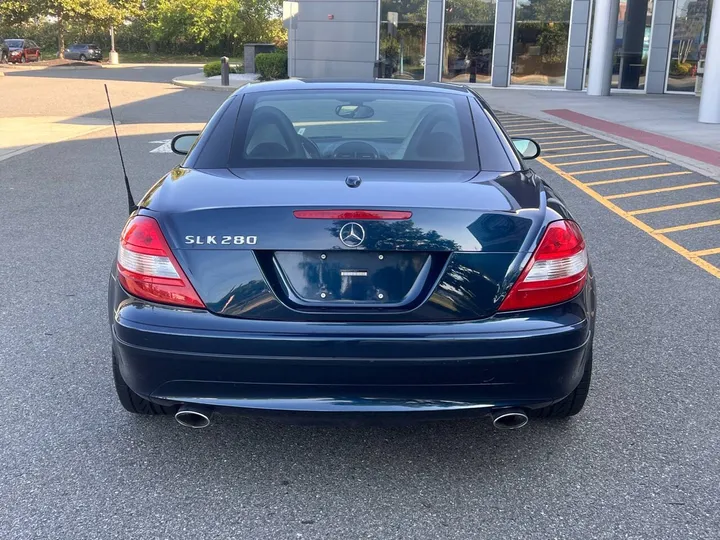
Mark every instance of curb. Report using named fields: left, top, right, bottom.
left=512, top=110, right=720, bottom=183
left=171, top=77, right=239, bottom=92
left=0, top=64, right=101, bottom=72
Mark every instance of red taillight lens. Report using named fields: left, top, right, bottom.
left=498, top=220, right=588, bottom=312
left=116, top=216, right=205, bottom=308
left=293, top=209, right=412, bottom=220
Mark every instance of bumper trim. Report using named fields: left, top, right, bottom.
left=113, top=326, right=590, bottom=362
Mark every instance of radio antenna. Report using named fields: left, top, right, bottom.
left=104, top=84, right=137, bottom=214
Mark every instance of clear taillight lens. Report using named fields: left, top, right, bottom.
left=499, top=220, right=588, bottom=312
left=116, top=215, right=205, bottom=308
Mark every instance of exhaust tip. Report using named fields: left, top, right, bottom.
left=492, top=409, right=529, bottom=430
left=175, top=406, right=212, bottom=429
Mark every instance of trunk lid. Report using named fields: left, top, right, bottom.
left=143, top=168, right=544, bottom=321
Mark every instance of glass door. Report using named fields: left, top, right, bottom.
left=442, top=0, right=497, bottom=83
left=667, top=0, right=713, bottom=92
left=511, top=0, right=572, bottom=86
left=379, top=0, right=428, bottom=80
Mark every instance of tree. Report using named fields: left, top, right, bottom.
left=0, top=0, right=140, bottom=57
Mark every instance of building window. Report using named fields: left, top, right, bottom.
left=442, top=0, right=497, bottom=83
left=511, top=0, right=572, bottom=86
left=667, top=0, right=713, bottom=92
left=379, top=0, right=428, bottom=80
left=613, top=0, right=653, bottom=90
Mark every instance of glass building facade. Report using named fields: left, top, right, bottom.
left=374, top=0, right=715, bottom=95
left=287, top=0, right=717, bottom=102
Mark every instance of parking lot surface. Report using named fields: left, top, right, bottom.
left=497, top=112, right=720, bottom=278
left=1, top=68, right=718, bottom=539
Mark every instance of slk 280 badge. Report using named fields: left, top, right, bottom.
left=185, top=235, right=258, bottom=245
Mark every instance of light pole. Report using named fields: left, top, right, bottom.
left=109, top=25, right=119, bottom=65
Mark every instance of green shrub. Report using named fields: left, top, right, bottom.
left=669, top=60, right=692, bottom=77
left=255, top=51, right=288, bottom=81
left=203, top=60, right=242, bottom=77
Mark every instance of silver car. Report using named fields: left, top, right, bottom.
left=64, top=44, right=102, bottom=62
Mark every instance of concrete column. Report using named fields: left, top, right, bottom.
left=565, top=0, right=592, bottom=90
left=587, top=0, right=620, bottom=95
left=491, top=0, right=515, bottom=87
left=424, top=0, right=444, bottom=81
left=699, top=5, right=720, bottom=123
left=645, top=0, right=675, bottom=94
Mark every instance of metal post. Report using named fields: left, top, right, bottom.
left=109, top=25, right=119, bottom=65
left=699, top=9, right=720, bottom=123
left=587, top=0, right=620, bottom=96
left=220, top=56, right=230, bottom=86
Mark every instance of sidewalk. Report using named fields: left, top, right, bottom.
left=473, top=87, right=720, bottom=178
left=171, top=72, right=258, bottom=92
left=0, top=117, right=110, bottom=163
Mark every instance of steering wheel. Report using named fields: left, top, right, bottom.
left=332, top=141, right=379, bottom=159
left=299, top=135, right=322, bottom=159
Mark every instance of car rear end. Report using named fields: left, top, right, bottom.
left=86, top=44, right=102, bottom=61
left=109, top=83, right=595, bottom=423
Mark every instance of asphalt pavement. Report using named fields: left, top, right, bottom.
left=1, top=67, right=718, bottom=539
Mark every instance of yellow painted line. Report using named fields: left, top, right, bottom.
left=554, top=154, right=648, bottom=166
left=501, top=121, right=551, bottom=127
left=546, top=149, right=633, bottom=159
left=573, top=162, right=670, bottom=175
left=528, top=135, right=591, bottom=142
left=506, top=128, right=575, bottom=135
left=691, top=247, right=720, bottom=257
left=654, top=219, right=720, bottom=234
left=542, top=143, right=618, bottom=152
left=537, top=157, right=720, bottom=279
left=585, top=171, right=693, bottom=186
left=540, top=138, right=599, bottom=146
left=605, top=182, right=717, bottom=200
left=505, top=125, right=575, bottom=133
left=628, top=197, right=720, bottom=216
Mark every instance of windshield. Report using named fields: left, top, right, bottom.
left=229, top=90, right=479, bottom=170
left=6, top=40, right=23, bottom=48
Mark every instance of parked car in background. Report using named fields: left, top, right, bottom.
left=5, top=39, right=41, bottom=63
left=64, top=44, right=102, bottom=62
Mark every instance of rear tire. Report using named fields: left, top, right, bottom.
left=112, top=352, right=176, bottom=415
left=531, top=347, right=592, bottom=418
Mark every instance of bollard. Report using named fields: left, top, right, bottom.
left=220, top=56, right=230, bottom=86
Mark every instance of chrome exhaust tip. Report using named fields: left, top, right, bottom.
left=491, top=409, right=529, bottom=430
left=175, top=405, right=213, bottom=429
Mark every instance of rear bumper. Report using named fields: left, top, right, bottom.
left=110, top=279, right=595, bottom=414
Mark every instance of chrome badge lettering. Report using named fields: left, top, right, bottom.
left=185, top=235, right=257, bottom=245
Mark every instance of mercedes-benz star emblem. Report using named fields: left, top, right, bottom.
left=339, top=222, right=366, bottom=248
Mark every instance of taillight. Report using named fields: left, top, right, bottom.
left=499, top=220, right=588, bottom=312
left=293, top=210, right=412, bottom=220
left=116, top=215, right=205, bottom=308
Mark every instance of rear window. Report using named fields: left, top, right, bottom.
left=229, top=90, right=479, bottom=170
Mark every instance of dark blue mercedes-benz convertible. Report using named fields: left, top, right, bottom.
left=108, top=80, right=596, bottom=429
